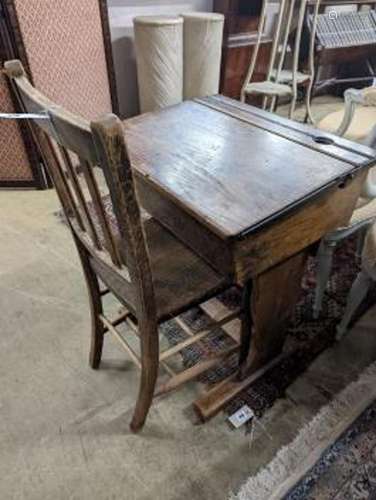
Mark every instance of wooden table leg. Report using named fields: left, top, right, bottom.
left=239, top=250, right=309, bottom=379
left=193, top=250, right=308, bottom=421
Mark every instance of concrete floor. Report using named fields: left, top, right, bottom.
left=1, top=182, right=376, bottom=499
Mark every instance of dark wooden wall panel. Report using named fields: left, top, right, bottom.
left=214, top=0, right=272, bottom=99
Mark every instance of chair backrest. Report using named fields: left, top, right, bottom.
left=242, top=0, right=319, bottom=93
left=4, top=59, right=156, bottom=321
left=269, top=0, right=307, bottom=80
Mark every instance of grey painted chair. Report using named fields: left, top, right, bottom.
left=336, top=223, right=376, bottom=340
left=313, top=87, right=376, bottom=319
left=240, top=0, right=321, bottom=120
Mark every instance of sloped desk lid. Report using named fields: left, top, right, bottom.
left=124, top=95, right=376, bottom=240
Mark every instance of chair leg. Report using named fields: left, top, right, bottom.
left=313, top=239, right=336, bottom=319
left=268, top=96, right=279, bottom=113
left=86, top=269, right=105, bottom=370
left=130, top=323, right=159, bottom=433
left=336, top=270, right=373, bottom=341
left=74, top=237, right=104, bottom=369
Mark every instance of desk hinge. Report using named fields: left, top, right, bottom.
left=338, top=173, right=355, bottom=189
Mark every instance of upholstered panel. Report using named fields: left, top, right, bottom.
left=0, top=73, right=33, bottom=181
left=14, top=0, right=112, bottom=120
left=363, top=87, right=376, bottom=107
left=318, top=107, right=376, bottom=143
left=352, top=197, right=376, bottom=224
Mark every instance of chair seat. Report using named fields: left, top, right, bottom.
left=90, top=217, right=229, bottom=322
left=244, top=81, right=292, bottom=97
left=351, top=197, right=376, bottom=225
left=318, top=106, right=376, bottom=143
left=270, top=69, right=310, bottom=85
left=145, top=218, right=229, bottom=320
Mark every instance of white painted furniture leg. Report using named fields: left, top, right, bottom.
left=313, top=239, right=336, bottom=319
left=356, top=227, right=367, bottom=258
left=336, top=270, right=373, bottom=341
left=313, top=219, right=375, bottom=319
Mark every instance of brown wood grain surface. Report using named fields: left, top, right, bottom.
left=125, top=95, right=375, bottom=416
left=7, top=62, right=244, bottom=431
left=125, top=97, right=374, bottom=242
left=232, top=170, right=367, bottom=282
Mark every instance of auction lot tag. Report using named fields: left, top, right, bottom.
left=228, top=405, right=254, bottom=428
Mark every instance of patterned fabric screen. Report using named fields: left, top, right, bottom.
left=0, top=73, right=33, bottom=182
left=14, top=0, right=112, bottom=120
left=0, top=0, right=113, bottom=185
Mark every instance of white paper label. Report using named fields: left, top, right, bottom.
left=228, top=405, right=254, bottom=429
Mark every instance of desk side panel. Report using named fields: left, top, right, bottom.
left=233, top=169, right=367, bottom=282
left=135, top=175, right=235, bottom=278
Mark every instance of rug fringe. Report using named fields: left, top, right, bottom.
left=230, top=360, right=376, bottom=500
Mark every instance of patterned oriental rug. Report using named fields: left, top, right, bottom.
left=232, top=360, right=376, bottom=500
left=57, top=197, right=376, bottom=420
left=161, top=235, right=376, bottom=420
left=285, top=399, right=376, bottom=499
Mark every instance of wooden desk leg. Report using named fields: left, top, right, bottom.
left=193, top=250, right=309, bottom=421
left=239, top=250, right=309, bottom=379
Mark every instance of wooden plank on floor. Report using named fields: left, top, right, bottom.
left=200, top=297, right=241, bottom=343
left=193, top=353, right=286, bottom=421
left=155, top=345, right=239, bottom=397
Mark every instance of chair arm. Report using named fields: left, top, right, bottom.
left=361, top=174, right=376, bottom=199
left=362, top=126, right=376, bottom=198
left=335, top=88, right=364, bottom=136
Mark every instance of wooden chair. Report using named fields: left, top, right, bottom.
left=313, top=87, right=376, bottom=318
left=240, top=0, right=321, bottom=119
left=5, top=59, right=243, bottom=432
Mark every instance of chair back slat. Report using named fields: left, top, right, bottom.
left=3, top=59, right=131, bottom=274
left=45, top=138, right=86, bottom=231
left=80, top=159, right=122, bottom=266
left=57, top=145, right=102, bottom=249
left=265, top=0, right=287, bottom=80
left=272, top=0, right=296, bottom=80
